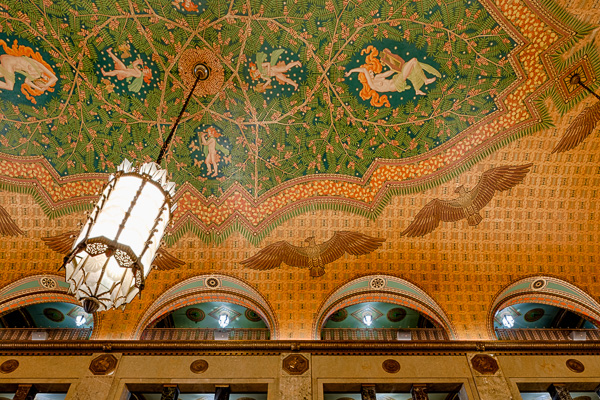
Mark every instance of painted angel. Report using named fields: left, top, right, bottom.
left=346, top=48, right=440, bottom=96
left=0, top=39, right=58, bottom=103
left=249, top=49, right=302, bottom=92
left=200, top=127, right=230, bottom=177
left=101, top=48, right=152, bottom=93
left=172, top=0, right=199, bottom=12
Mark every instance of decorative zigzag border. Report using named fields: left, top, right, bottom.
left=0, top=0, right=598, bottom=246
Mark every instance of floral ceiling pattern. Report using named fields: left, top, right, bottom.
left=0, top=0, right=596, bottom=242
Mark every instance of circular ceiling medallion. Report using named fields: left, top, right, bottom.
left=185, top=307, right=205, bottom=323
left=245, top=309, right=262, bottom=322
left=190, top=359, right=209, bottom=374
left=531, top=279, right=547, bottom=290
left=0, top=359, right=19, bottom=374
left=382, top=359, right=400, bottom=373
left=369, top=277, right=385, bottom=289
left=39, top=277, right=57, bottom=289
left=329, top=309, right=348, bottom=323
left=566, top=359, right=585, bottom=373
left=387, top=307, right=407, bottom=322
left=524, top=308, right=545, bottom=323
left=205, top=277, right=220, bottom=288
left=43, top=307, right=64, bottom=322
left=179, top=48, right=224, bottom=97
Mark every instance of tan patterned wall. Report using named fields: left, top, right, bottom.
left=2, top=97, right=600, bottom=340
left=1, top=0, right=600, bottom=341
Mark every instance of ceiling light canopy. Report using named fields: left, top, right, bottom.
left=64, top=160, right=176, bottom=313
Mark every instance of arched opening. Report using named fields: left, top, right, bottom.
left=494, top=303, right=597, bottom=340
left=0, top=301, right=93, bottom=340
left=314, top=275, right=455, bottom=340
left=0, top=275, right=95, bottom=340
left=141, top=301, right=270, bottom=340
left=133, top=274, right=278, bottom=339
left=490, top=276, right=600, bottom=340
left=321, top=301, right=444, bottom=340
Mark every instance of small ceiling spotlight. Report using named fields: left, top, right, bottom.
left=218, top=313, right=230, bottom=328
left=363, top=313, right=373, bottom=327
left=501, top=314, right=515, bottom=328
left=75, top=315, right=86, bottom=327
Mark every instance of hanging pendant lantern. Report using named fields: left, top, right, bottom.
left=63, top=59, right=206, bottom=313
left=64, top=159, right=176, bottom=313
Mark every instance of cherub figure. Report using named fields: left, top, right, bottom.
left=249, top=49, right=302, bottom=92
left=0, top=39, right=58, bottom=104
left=101, top=47, right=152, bottom=93
left=199, top=127, right=230, bottom=177
left=172, top=0, right=199, bottom=12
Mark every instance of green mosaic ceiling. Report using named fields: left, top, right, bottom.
left=0, top=0, right=595, bottom=240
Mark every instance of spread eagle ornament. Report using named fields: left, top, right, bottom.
left=401, top=163, right=533, bottom=237
left=0, top=205, right=24, bottom=236
left=41, top=230, right=185, bottom=271
left=240, top=231, right=386, bottom=277
left=553, top=74, right=600, bottom=154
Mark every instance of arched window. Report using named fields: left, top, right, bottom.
left=133, top=274, right=278, bottom=340
left=314, top=275, right=455, bottom=340
left=0, top=275, right=94, bottom=340
left=490, top=276, right=600, bottom=340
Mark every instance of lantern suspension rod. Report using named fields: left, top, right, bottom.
left=156, top=69, right=204, bottom=165
left=571, top=73, right=600, bottom=102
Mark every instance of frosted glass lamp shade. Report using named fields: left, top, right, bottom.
left=64, top=160, right=176, bottom=313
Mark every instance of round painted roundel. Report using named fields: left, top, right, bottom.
left=43, top=307, right=64, bottom=322
left=185, top=308, right=205, bottom=323
left=387, top=307, right=407, bottom=322
left=531, top=279, right=547, bottom=290
left=245, top=309, right=262, bottom=322
left=524, top=308, right=545, bottom=323
left=329, top=309, right=348, bottom=323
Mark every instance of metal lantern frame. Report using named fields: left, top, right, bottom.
left=64, top=161, right=176, bottom=313
left=63, top=60, right=208, bottom=313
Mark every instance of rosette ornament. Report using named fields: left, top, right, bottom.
left=64, top=159, right=177, bottom=313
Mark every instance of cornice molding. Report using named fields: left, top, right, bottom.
left=1, top=340, right=600, bottom=356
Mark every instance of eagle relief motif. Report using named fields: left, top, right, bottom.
left=0, top=204, right=23, bottom=237
left=553, top=73, right=600, bottom=154
left=401, top=163, right=533, bottom=237
left=41, top=230, right=185, bottom=271
left=241, top=231, right=385, bottom=277
left=553, top=100, right=600, bottom=154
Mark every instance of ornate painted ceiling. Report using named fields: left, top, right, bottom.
left=0, top=0, right=596, bottom=242
left=0, top=0, right=600, bottom=341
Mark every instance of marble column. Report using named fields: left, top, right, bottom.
left=548, top=384, right=573, bottom=400
left=278, top=353, right=312, bottom=400
left=361, top=384, right=376, bottom=400
left=466, top=353, right=517, bottom=400
left=411, top=384, right=429, bottom=400
left=215, top=385, right=231, bottom=400
left=160, top=385, right=179, bottom=400
left=13, top=385, right=38, bottom=400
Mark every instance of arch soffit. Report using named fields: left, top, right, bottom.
left=313, top=275, right=456, bottom=339
left=132, top=274, right=278, bottom=339
left=488, top=276, right=600, bottom=335
left=0, top=274, right=99, bottom=338
left=0, top=274, right=74, bottom=314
